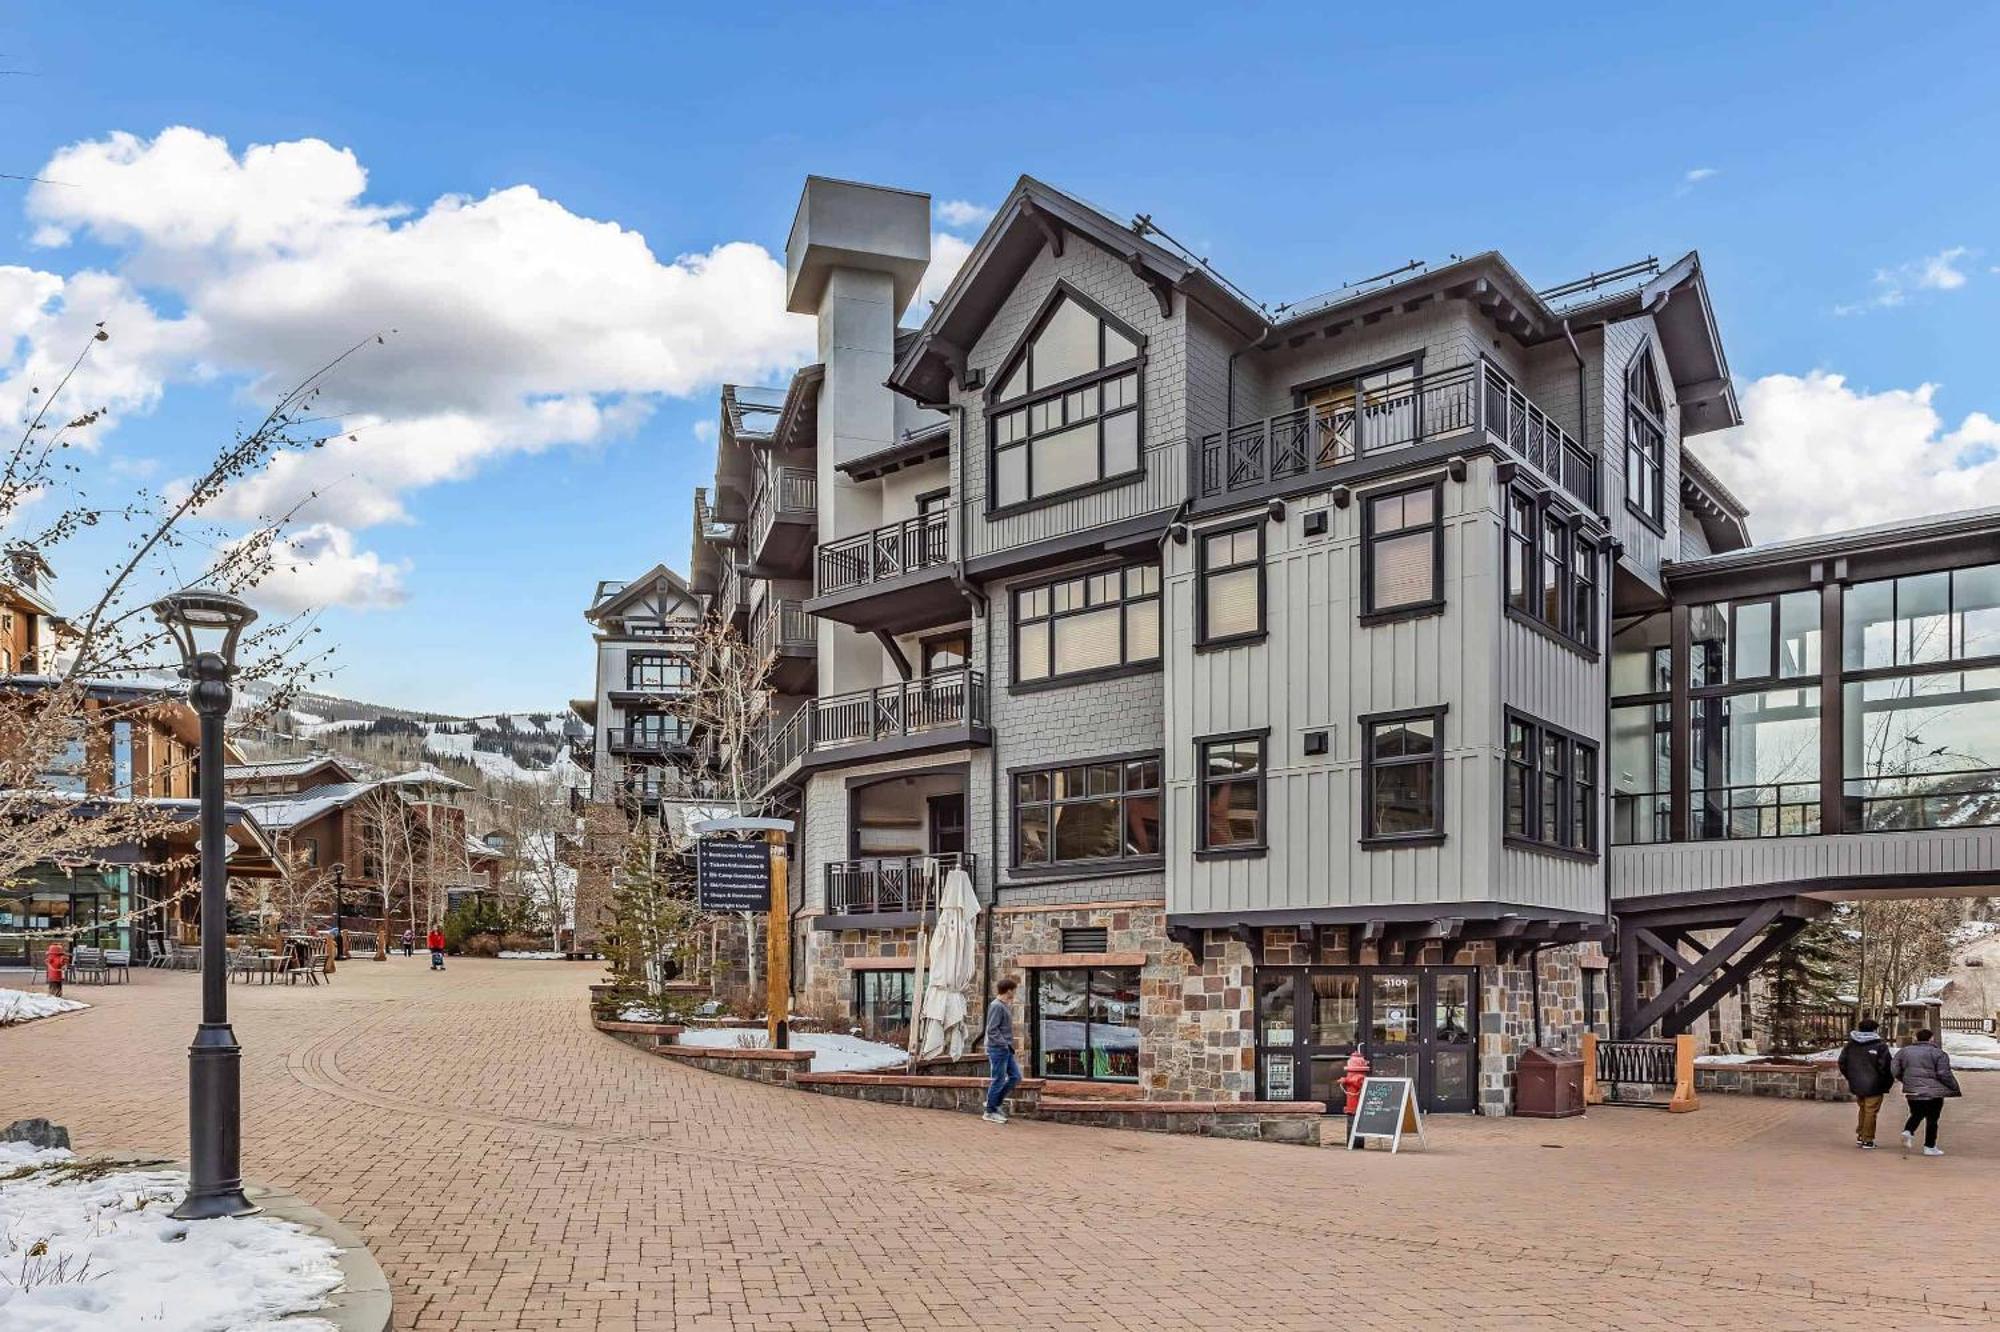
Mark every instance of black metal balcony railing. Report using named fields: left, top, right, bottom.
left=621, top=767, right=672, bottom=803
left=1845, top=767, right=2000, bottom=832
left=611, top=721, right=694, bottom=754
left=751, top=597, right=815, bottom=660
left=816, top=510, right=950, bottom=596
left=718, top=559, right=747, bottom=616
left=1691, top=781, right=1821, bottom=841
left=1196, top=362, right=1598, bottom=510
left=751, top=668, right=988, bottom=790
left=748, top=464, right=817, bottom=557
left=826, top=852, right=974, bottom=915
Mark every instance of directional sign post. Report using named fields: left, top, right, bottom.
left=691, top=817, right=795, bottom=1051
left=696, top=840, right=772, bottom=912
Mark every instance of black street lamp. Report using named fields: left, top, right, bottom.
left=330, top=863, right=347, bottom=961
left=153, top=587, right=259, bottom=1221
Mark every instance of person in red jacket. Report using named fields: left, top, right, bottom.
left=426, top=925, right=447, bottom=971
left=43, top=940, right=68, bottom=998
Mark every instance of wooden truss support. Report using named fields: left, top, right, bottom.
left=1620, top=898, right=1786, bottom=1038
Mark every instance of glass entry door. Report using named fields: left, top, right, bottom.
left=1254, top=965, right=1478, bottom=1113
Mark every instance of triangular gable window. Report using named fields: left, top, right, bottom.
left=988, top=287, right=1146, bottom=510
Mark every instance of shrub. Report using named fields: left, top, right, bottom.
left=458, top=933, right=501, bottom=958
left=499, top=931, right=553, bottom=953
left=442, top=897, right=509, bottom=953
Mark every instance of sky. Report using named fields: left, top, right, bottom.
left=3, top=2, right=1997, bottom=714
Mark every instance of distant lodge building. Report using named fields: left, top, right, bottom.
left=602, top=176, right=2000, bottom=1115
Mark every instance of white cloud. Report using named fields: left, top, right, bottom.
left=1694, top=371, right=2000, bottom=540
left=935, top=199, right=993, bottom=229
left=1834, top=246, right=1977, bottom=314
left=10, top=126, right=820, bottom=595
left=246, top=521, right=410, bottom=613
left=1683, top=167, right=1719, bottom=184
left=917, top=231, right=975, bottom=310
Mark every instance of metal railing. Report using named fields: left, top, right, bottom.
left=1690, top=781, right=1821, bottom=840
left=717, top=558, right=746, bottom=617
left=1943, top=1016, right=1997, bottom=1035
left=748, top=464, right=817, bottom=557
left=1845, top=767, right=2000, bottom=832
left=751, top=597, right=815, bottom=660
left=750, top=668, right=988, bottom=790
left=1610, top=790, right=1673, bottom=846
left=1196, top=362, right=1597, bottom=509
left=825, top=852, right=974, bottom=915
left=610, top=721, right=693, bottom=754
left=1595, top=1039, right=1677, bottom=1086
left=816, top=510, right=950, bottom=596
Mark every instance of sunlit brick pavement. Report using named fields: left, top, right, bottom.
left=7, top=958, right=1999, bottom=1329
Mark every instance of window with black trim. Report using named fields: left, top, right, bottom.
left=1503, top=485, right=1598, bottom=650
left=1197, top=523, right=1263, bottom=645
left=1198, top=733, right=1265, bottom=851
left=1362, top=481, right=1442, bottom=617
left=853, top=970, right=913, bottom=1044
left=627, top=651, right=689, bottom=690
left=989, top=290, right=1143, bottom=509
left=1013, top=755, right=1161, bottom=869
left=1505, top=712, right=1599, bottom=855
left=1624, top=349, right=1666, bottom=526
left=1013, top=563, right=1160, bottom=685
left=1362, top=708, right=1444, bottom=842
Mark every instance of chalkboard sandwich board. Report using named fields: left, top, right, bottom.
left=697, top=839, right=773, bottom=912
left=1346, top=1076, right=1426, bottom=1153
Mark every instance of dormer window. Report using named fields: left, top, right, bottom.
left=988, top=287, right=1144, bottom=511
left=1624, top=348, right=1667, bottom=528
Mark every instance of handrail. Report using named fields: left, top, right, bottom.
left=817, top=509, right=951, bottom=596
left=752, top=668, right=987, bottom=790
left=751, top=597, right=815, bottom=659
left=1196, top=362, right=1597, bottom=509
left=825, top=852, right=975, bottom=915
left=749, top=464, right=818, bottom=556
left=1690, top=781, right=1821, bottom=840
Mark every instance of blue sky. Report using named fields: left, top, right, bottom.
left=4, top=2, right=1997, bottom=713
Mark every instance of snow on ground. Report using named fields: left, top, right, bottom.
left=0, top=1142, right=343, bottom=1332
left=676, top=1027, right=910, bottom=1072
left=297, top=717, right=368, bottom=737
left=0, top=988, right=88, bottom=1025
left=498, top=950, right=566, bottom=960
left=422, top=727, right=566, bottom=786
left=1697, top=1034, right=2000, bottom=1072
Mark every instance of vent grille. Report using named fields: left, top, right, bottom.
left=1060, top=927, right=1109, bottom=953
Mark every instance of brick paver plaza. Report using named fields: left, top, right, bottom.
left=8, top=959, right=1999, bottom=1329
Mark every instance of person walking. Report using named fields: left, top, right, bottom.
left=426, top=925, right=447, bottom=971
left=401, top=927, right=415, bottom=958
left=43, top=939, right=67, bottom=1000
left=982, top=976, right=1021, bottom=1124
left=1893, top=1027, right=1961, bottom=1157
left=1837, top=1018, right=1896, bottom=1149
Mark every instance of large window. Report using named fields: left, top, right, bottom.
left=1690, top=591, right=1821, bottom=686
left=989, top=291, right=1144, bottom=509
left=1197, top=732, right=1265, bottom=853
left=1691, top=687, right=1822, bottom=839
left=1624, top=348, right=1666, bottom=527
left=854, top=970, right=914, bottom=1045
left=1505, top=713, right=1598, bottom=855
left=1197, top=522, right=1264, bottom=646
left=1361, top=708, right=1445, bottom=843
left=1013, top=564, right=1160, bottom=685
left=1032, top=967, right=1140, bottom=1082
left=1503, top=486, right=1598, bottom=649
left=627, top=652, right=689, bottom=691
left=1843, top=562, right=2000, bottom=830
left=1610, top=614, right=1672, bottom=844
left=1362, top=481, right=1442, bottom=618
left=1013, top=755, right=1162, bottom=870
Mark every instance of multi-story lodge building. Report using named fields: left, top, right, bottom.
left=580, top=567, right=703, bottom=818
left=687, top=175, right=1999, bottom=1115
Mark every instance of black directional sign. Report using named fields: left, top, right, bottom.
left=697, top=839, right=772, bottom=912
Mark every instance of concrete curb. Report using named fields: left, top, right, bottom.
left=251, top=1180, right=395, bottom=1331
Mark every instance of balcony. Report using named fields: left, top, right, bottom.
left=752, top=668, right=991, bottom=790
left=1194, top=362, right=1598, bottom=513
left=716, top=558, right=748, bottom=627
left=751, top=597, right=816, bottom=694
left=823, top=852, right=975, bottom=924
left=747, top=465, right=817, bottom=573
left=808, top=510, right=967, bottom=632
left=607, top=720, right=695, bottom=756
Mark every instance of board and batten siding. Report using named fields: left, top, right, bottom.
left=1601, top=314, right=1683, bottom=591
left=956, top=236, right=1190, bottom=562
left=1168, top=455, right=1549, bottom=919
left=1610, top=827, right=2000, bottom=902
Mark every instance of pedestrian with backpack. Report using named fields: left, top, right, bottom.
left=1836, top=1018, right=1895, bottom=1149
left=427, top=925, right=447, bottom=971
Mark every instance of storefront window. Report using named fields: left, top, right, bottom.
left=1032, top=967, right=1139, bottom=1082
left=853, top=970, right=913, bottom=1045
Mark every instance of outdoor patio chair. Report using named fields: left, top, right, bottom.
left=100, top=949, right=131, bottom=983
left=69, top=946, right=106, bottom=984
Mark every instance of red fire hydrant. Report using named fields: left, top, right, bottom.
left=1341, top=1048, right=1371, bottom=1114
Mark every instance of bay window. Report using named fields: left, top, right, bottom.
left=1505, top=712, right=1599, bottom=855
left=1503, top=485, right=1598, bottom=650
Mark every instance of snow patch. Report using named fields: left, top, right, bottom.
left=497, top=950, right=566, bottom=960
left=0, top=1143, right=344, bottom=1331
left=0, top=988, right=89, bottom=1025
left=675, top=1027, right=910, bottom=1072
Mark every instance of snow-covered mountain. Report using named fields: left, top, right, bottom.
left=233, top=686, right=587, bottom=790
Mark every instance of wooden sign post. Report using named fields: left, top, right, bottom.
left=1346, top=1076, right=1426, bottom=1153
left=765, top=828, right=790, bottom=1051
left=690, top=815, right=797, bottom=1052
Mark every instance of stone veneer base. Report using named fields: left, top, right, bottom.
left=1695, top=1063, right=1850, bottom=1102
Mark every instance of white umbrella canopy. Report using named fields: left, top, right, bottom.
left=917, top=867, right=981, bottom=1060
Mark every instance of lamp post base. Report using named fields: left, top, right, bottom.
left=171, top=1022, right=259, bottom=1220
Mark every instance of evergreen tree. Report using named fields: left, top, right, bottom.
left=603, top=822, right=713, bottom=1022
left=1757, top=911, right=1846, bottom=1052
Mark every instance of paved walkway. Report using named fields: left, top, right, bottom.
left=6, top=958, right=1999, bottom=1329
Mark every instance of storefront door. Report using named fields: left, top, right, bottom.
left=1254, top=965, right=1478, bottom=1113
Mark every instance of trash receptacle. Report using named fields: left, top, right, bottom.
left=1515, top=1047, right=1585, bottom=1118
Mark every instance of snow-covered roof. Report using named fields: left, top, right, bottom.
left=378, top=764, right=469, bottom=793
left=224, top=755, right=360, bottom=783
left=234, top=781, right=375, bottom=831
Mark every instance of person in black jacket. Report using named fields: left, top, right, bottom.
left=1837, top=1018, right=1896, bottom=1149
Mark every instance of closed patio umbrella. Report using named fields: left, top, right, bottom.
left=918, top=867, right=981, bottom=1060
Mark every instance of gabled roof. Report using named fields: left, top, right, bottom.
left=380, top=764, right=470, bottom=794
left=585, top=563, right=697, bottom=624
left=890, top=175, right=1266, bottom=404
left=223, top=755, right=362, bottom=786
left=235, top=781, right=376, bottom=832
left=1555, top=251, right=1740, bottom=436
left=1679, top=447, right=1751, bottom=553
